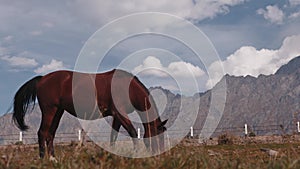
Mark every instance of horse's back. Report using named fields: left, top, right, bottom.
left=36, top=69, right=151, bottom=113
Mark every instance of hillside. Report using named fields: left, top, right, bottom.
left=0, top=107, right=82, bottom=144
left=194, top=56, right=300, bottom=136
left=1, top=56, right=300, bottom=144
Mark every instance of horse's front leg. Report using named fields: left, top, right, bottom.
left=110, top=117, right=121, bottom=147
left=46, top=136, right=57, bottom=162
left=113, top=108, right=138, bottom=150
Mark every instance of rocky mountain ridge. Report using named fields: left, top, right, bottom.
left=1, top=56, right=300, bottom=144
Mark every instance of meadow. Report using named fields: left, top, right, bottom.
left=1, top=138, right=300, bottom=169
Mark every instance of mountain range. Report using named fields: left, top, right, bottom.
left=0, top=56, right=300, bottom=144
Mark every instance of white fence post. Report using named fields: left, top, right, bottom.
left=190, top=126, right=194, bottom=137
left=297, top=122, right=300, bottom=133
left=19, top=131, right=23, bottom=142
left=244, top=124, right=248, bottom=136
left=138, top=128, right=141, bottom=139
left=78, top=129, right=82, bottom=141
left=166, top=132, right=171, bottom=150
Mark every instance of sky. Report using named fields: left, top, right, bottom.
left=1, top=0, right=300, bottom=115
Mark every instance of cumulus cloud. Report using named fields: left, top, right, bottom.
left=289, top=0, right=300, bottom=6
left=188, top=0, right=246, bottom=21
left=29, top=30, right=43, bottom=36
left=168, top=61, right=205, bottom=77
left=207, top=34, right=300, bottom=88
left=132, top=56, right=205, bottom=94
left=41, top=21, right=54, bottom=28
left=70, top=0, right=246, bottom=24
left=3, top=35, right=13, bottom=42
left=132, top=56, right=205, bottom=78
left=34, top=59, right=66, bottom=74
left=257, top=5, right=285, bottom=24
left=289, top=11, right=300, bottom=19
left=0, top=46, right=7, bottom=55
left=132, top=56, right=165, bottom=77
left=1, top=55, right=38, bottom=67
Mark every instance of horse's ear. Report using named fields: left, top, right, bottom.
left=158, top=119, right=168, bottom=131
left=160, top=119, right=168, bottom=127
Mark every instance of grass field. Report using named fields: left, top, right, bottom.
left=1, top=139, right=300, bottom=169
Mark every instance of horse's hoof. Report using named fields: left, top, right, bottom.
left=49, top=156, right=58, bottom=163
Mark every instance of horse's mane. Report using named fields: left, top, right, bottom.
left=113, top=69, right=150, bottom=95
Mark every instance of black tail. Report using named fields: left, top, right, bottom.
left=13, top=76, right=43, bottom=131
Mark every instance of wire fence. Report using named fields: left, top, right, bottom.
left=1, top=122, right=299, bottom=146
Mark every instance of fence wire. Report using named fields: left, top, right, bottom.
left=0, top=123, right=299, bottom=145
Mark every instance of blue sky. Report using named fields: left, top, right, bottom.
left=1, top=0, right=300, bottom=115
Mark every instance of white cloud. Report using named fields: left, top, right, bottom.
left=132, top=56, right=205, bottom=78
left=70, top=0, right=246, bottom=24
left=132, top=56, right=165, bottom=77
left=0, top=46, right=7, bottom=55
left=168, top=61, right=205, bottom=77
left=289, top=11, right=300, bottom=19
left=132, top=56, right=205, bottom=94
left=257, top=5, right=285, bottom=24
left=3, top=35, right=13, bottom=42
left=207, top=34, right=300, bottom=88
left=188, top=0, right=246, bottom=21
left=41, top=21, right=54, bottom=28
left=34, top=59, right=66, bottom=74
left=289, top=0, right=300, bottom=6
left=1, top=55, right=38, bottom=67
left=29, top=30, right=43, bottom=36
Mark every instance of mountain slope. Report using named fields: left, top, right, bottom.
left=195, top=56, right=300, bottom=136
left=1, top=56, right=300, bottom=144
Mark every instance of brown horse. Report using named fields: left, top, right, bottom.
left=12, top=69, right=167, bottom=159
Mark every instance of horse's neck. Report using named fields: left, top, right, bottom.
left=138, top=95, right=161, bottom=136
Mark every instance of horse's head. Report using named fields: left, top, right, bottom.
left=143, top=119, right=168, bottom=154
left=157, top=119, right=168, bottom=134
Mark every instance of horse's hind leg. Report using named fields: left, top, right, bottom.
left=47, top=108, right=64, bottom=160
left=110, top=117, right=121, bottom=147
left=38, top=128, right=46, bottom=159
left=38, top=106, right=58, bottom=159
left=38, top=106, right=64, bottom=161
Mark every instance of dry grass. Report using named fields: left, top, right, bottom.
left=1, top=140, right=300, bottom=169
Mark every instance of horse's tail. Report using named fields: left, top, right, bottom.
left=13, top=76, right=43, bottom=131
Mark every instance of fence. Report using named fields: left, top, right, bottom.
left=1, top=122, right=300, bottom=145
